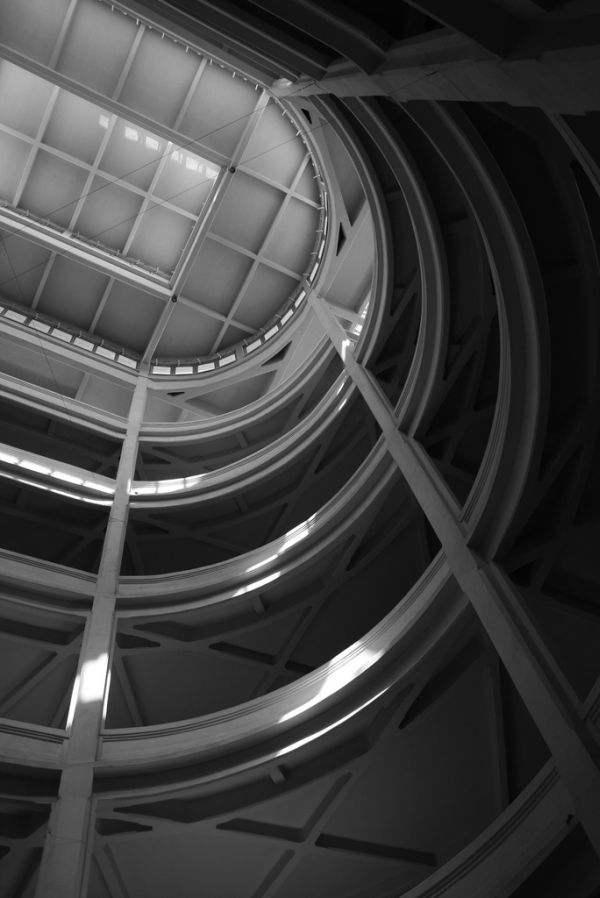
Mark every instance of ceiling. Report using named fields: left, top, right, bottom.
left=0, top=0, right=386, bottom=426
left=1, top=1, right=599, bottom=898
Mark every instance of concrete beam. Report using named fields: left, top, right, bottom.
left=34, top=373, right=149, bottom=898
left=308, top=288, right=600, bottom=856
left=248, top=0, right=391, bottom=72
left=277, top=31, right=600, bottom=114
left=401, top=0, right=525, bottom=57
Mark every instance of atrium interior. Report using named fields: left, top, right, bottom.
left=0, top=1, right=599, bottom=896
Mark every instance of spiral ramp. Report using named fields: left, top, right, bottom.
left=0, top=1, right=599, bottom=896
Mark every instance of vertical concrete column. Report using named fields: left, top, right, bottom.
left=308, top=290, right=600, bottom=855
left=35, top=374, right=149, bottom=898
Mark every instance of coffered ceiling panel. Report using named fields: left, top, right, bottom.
left=0, top=334, right=84, bottom=396
left=0, top=0, right=71, bottom=62
left=94, top=283, right=164, bottom=353
left=236, top=266, right=299, bottom=329
left=57, top=0, right=138, bottom=94
left=264, top=199, right=319, bottom=272
left=178, top=63, right=259, bottom=157
left=0, top=14, right=326, bottom=370
left=241, top=101, right=309, bottom=187
left=152, top=153, right=213, bottom=216
left=126, top=203, right=194, bottom=272
left=37, top=255, right=110, bottom=330
left=182, top=240, right=253, bottom=314
left=19, top=151, right=88, bottom=229
left=154, top=301, right=223, bottom=359
left=0, top=62, right=54, bottom=136
left=44, top=91, right=107, bottom=164
left=212, top=173, right=284, bottom=254
left=76, top=176, right=145, bottom=253
left=77, top=375, right=134, bottom=417
left=100, top=125, right=161, bottom=192
left=118, top=29, right=200, bottom=124
left=0, top=229, right=51, bottom=306
left=0, top=132, right=29, bottom=201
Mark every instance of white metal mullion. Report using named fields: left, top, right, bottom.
left=203, top=232, right=303, bottom=280
left=66, top=23, right=145, bottom=237
left=142, top=89, right=270, bottom=359
left=0, top=207, right=171, bottom=299
left=94, top=22, right=149, bottom=254
left=237, top=158, right=321, bottom=209
left=174, top=57, right=208, bottom=131
left=0, top=44, right=228, bottom=169
left=140, top=291, right=255, bottom=365
left=176, top=293, right=255, bottom=331
left=290, top=190, right=320, bottom=210
left=88, top=278, right=117, bottom=334
left=52, top=152, right=197, bottom=221
left=85, top=161, right=198, bottom=219
left=1, top=129, right=201, bottom=221
left=127, top=188, right=197, bottom=221
left=48, top=0, right=80, bottom=69
left=171, top=90, right=270, bottom=295
left=113, top=22, right=146, bottom=102
left=208, top=155, right=311, bottom=352
left=17, top=140, right=93, bottom=178
left=74, top=372, right=91, bottom=402
left=120, top=56, right=208, bottom=258
left=286, top=153, right=324, bottom=209
left=168, top=167, right=223, bottom=290
left=66, top=115, right=119, bottom=232
left=141, top=296, right=175, bottom=364
left=12, top=0, right=79, bottom=208
left=30, top=253, right=57, bottom=312
left=120, top=152, right=173, bottom=257
left=0, top=121, right=36, bottom=145
left=12, top=86, right=61, bottom=209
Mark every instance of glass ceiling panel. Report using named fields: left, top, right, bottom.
left=0, top=63, right=54, bottom=137
left=0, top=59, right=220, bottom=274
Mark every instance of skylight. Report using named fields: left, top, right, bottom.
left=0, top=59, right=221, bottom=273
left=0, top=0, right=328, bottom=369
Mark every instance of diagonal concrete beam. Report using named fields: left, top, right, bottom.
left=308, top=287, right=600, bottom=857
left=33, top=371, right=149, bottom=898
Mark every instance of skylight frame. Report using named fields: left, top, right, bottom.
left=0, top=0, right=331, bottom=377
left=0, top=61, right=223, bottom=278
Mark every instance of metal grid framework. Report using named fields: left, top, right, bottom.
left=0, top=0, right=325, bottom=375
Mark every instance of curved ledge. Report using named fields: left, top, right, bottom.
left=140, top=336, right=337, bottom=439
left=0, top=440, right=397, bottom=613
left=343, top=98, right=450, bottom=437
left=118, top=441, right=396, bottom=612
left=0, top=719, right=66, bottom=768
left=129, top=375, right=355, bottom=507
left=100, top=554, right=461, bottom=772
left=0, top=375, right=356, bottom=511
left=404, top=764, right=571, bottom=898
left=303, top=96, right=393, bottom=373
left=0, top=549, right=94, bottom=612
left=403, top=103, right=546, bottom=555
